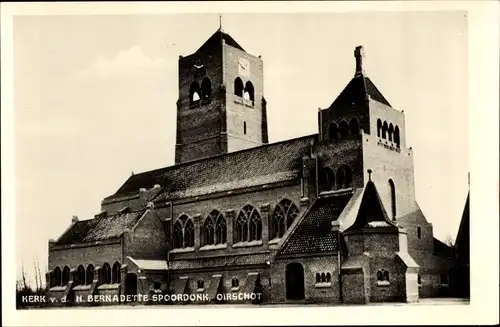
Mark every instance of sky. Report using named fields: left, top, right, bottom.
left=12, top=11, right=469, bottom=287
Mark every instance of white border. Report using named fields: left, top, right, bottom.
left=2, top=1, right=498, bottom=326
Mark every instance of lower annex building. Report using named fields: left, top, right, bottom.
left=46, top=29, right=460, bottom=305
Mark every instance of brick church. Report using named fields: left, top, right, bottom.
left=46, top=29, right=460, bottom=305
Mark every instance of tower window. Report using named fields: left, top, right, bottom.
left=382, top=121, right=388, bottom=139
left=377, top=119, right=382, bottom=137
left=201, top=77, right=212, bottom=99
left=329, top=123, right=339, bottom=141
left=417, top=226, right=421, bottom=239
left=394, top=126, right=400, bottom=148
left=243, top=121, right=247, bottom=135
left=234, top=77, right=244, bottom=97
left=388, top=123, right=394, bottom=142
left=189, top=81, right=201, bottom=104
left=349, top=118, right=359, bottom=136
left=244, top=81, right=255, bottom=103
left=339, top=121, right=349, bottom=138
left=336, top=165, right=353, bottom=189
left=389, top=179, right=396, bottom=219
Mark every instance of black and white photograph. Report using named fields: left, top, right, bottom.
left=1, top=1, right=498, bottom=326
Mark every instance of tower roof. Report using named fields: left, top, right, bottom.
left=195, top=29, right=246, bottom=54
left=329, top=46, right=391, bottom=108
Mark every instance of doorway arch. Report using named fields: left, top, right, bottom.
left=125, top=273, right=138, bottom=297
left=285, top=262, right=305, bottom=300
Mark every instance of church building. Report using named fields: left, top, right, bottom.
left=46, top=29, right=457, bottom=305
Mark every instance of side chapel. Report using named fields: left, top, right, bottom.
left=46, top=29, right=459, bottom=305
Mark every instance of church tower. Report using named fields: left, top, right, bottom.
left=175, top=29, right=268, bottom=164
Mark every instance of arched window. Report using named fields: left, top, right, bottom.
left=383, top=271, right=390, bottom=281
left=86, top=265, right=94, bottom=285
left=243, top=121, right=247, bottom=135
left=339, top=121, right=349, bottom=138
left=173, top=220, right=184, bottom=249
left=349, top=118, right=359, bottom=136
left=417, top=226, right=422, bottom=239
left=329, top=123, right=339, bottom=141
left=382, top=121, right=388, bottom=139
left=336, top=165, right=353, bottom=189
left=319, top=167, right=335, bottom=192
left=376, top=271, right=383, bottom=281
left=52, top=267, right=61, bottom=287
left=270, top=199, right=300, bottom=240
left=154, top=281, right=161, bottom=290
left=377, top=119, right=382, bottom=137
left=62, top=266, right=70, bottom=286
left=197, top=279, right=205, bottom=289
left=75, top=265, right=85, bottom=286
left=201, top=77, right=211, bottom=99
left=112, top=262, right=121, bottom=284
left=234, top=77, right=244, bottom=97
left=321, top=273, right=326, bottom=283
left=389, top=179, right=396, bottom=219
left=244, top=81, right=255, bottom=102
left=215, top=214, right=227, bottom=245
left=394, top=126, right=400, bottom=148
left=202, top=214, right=215, bottom=246
left=184, top=219, right=195, bottom=248
left=235, top=205, right=262, bottom=243
left=231, top=277, right=239, bottom=288
left=101, top=263, right=111, bottom=284
left=326, top=272, right=331, bottom=283
left=315, top=273, right=321, bottom=283
left=388, top=123, right=394, bottom=142
left=189, top=81, right=201, bottom=103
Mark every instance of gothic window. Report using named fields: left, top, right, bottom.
left=202, top=215, right=215, bottom=246
left=101, top=263, right=111, bottom=284
left=215, top=213, right=227, bottom=245
left=382, top=121, right=388, bottom=139
left=243, top=121, right=247, bottom=135
left=329, top=123, right=339, bottom=141
left=336, top=165, right=353, bottom=189
left=184, top=219, right=195, bottom=248
left=339, top=121, right=349, bottom=138
left=235, top=205, right=262, bottom=243
left=234, top=77, right=244, bottom=97
left=417, top=226, right=422, bottom=239
left=189, top=81, right=201, bottom=104
left=173, top=220, right=184, bottom=249
left=244, top=81, right=255, bottom=102
left=394, top=126, right=400, bottom=148
left=52, top=267, right=62, bottom=287
left=319, top=167, right=335, bottom=192
left=75, top=265, right=85, bottom=286
left=388, top=123, right=394, bottom=142
left=86, top=264, right=94, bottom=285
left=389, top=179, right=397, bottom=219
left=62, top=266, right=70, bottom=286
left=112, top=262, right=121, bottom=284
left=349, top=118, right=360, bottom=136
left=201, top=77, right=212, bottom=99
left=231, top=277, right=239, bottom=288
left=377, top=119, right=382, bottom=137
left=197, top=279, right=205, bottom=290
left=326, top=272, right=331, bottom=283
left=270, top=199, right=300, bottom=240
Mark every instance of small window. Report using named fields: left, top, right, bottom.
left=326, top=273, right=331, bottom=283
left=243, top=121, right=247, bottom=135
left=231, top=277, right=239, bottom=288
left=315, top=273, right=321, bottom=283
left=376, top=271, right=383, bottom=281
left=440, top=274, right=448, bottom=285
left=417, top=274, right=422, bottom=285
left=197, top=279, right=205, bottom=290
left=383, top=271, right=390, bottom=281
left=417, top=226, right=422, bottom=239
left=321, top=273, right=326, bottom=283
left=154, top=281, right=162, bottom=290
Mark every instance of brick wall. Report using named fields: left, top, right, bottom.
left=124, top=209, right=168, bottom=261
left=48, top=241, right=122, bottom=271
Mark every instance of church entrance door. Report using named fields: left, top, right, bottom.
left=125, top=273, right=138, bottom=297
left=285, top=262, right=305, bottom=300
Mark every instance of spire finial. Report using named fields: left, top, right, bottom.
left=219, top=14, right=223, bottom=32
left=354, top=45, right=365, bottom=76
left=367, top=169, right=372, bottom=181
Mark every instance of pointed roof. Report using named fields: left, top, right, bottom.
left=345, top=179, right=398, bottom=232
left=195, top=29, right=245, bottom=54
left=329, top=46, right=391, bottom=108
left=455, top=191, right=470, bottom=264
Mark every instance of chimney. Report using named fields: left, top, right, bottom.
left=354, top=45, right=365, bottom=76
left=72, top=215, right=79, bottom=223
